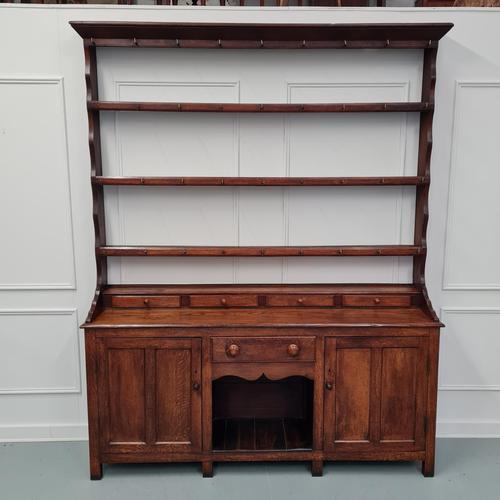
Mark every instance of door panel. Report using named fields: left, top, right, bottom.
left=335, top=348, right=371, bottom=443
left=155, top=348, right=192, bottom=444
left=324, top=336, right=427, bottom=453
left=98, top=337, right=201, bottom=453
left=106, top=348, right=146, bottom=445
left=380, top=347, right=418, bottom=442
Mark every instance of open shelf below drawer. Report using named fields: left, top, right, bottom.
left=213, top=417, right=312, bottom=452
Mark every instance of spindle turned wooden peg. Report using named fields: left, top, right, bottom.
left=287, top=343, right=300, bottom=357
left=226, top=344, right=240, bottom=358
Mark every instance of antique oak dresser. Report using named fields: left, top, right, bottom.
left=71, top=21, right=453, bottom=479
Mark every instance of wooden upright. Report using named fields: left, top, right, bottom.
left=71, top=21, right=453, bottom=480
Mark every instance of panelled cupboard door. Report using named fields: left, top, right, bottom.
left=97, top=337, right=202, bottom=453
left=324, top=337, right=428, bottom=452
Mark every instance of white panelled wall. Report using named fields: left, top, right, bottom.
left=0, top=5, right=499, bottom=441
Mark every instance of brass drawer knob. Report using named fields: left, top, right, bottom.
left=287, top=343, right=300, bottom=357
left=226, top=344, right=240, bottom=358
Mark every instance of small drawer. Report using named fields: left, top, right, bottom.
left=266, top=294, right=334, bottom=307
left=190, top=295, right=258, bottom=308
left=110, top=295, right=180, bottom=308
left=342, top=294, right=412, bottom=307
left=212, top=337, right=315, bottom=363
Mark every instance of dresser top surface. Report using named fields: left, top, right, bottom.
left=84, top=306, right=438, bottom=329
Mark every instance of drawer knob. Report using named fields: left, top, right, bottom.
left=325, top=382, right=333, bottom=391
left=287, top=343, right=300, bottom=357
left=297, top=298, right=304, bottom=305
left=144, top=299, right=150, bottom=306
left=192, top=382, right=200, bottom=391
left=226, top=344, right=240, bottom=358
left=374, top=298, right=381, bottom=305
left=220, top=298, right=227, bottom=306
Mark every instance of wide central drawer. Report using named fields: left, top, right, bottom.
left=211, top=337, right=315, bottom=363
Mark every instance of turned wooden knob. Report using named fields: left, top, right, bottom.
left=287, top=343, right=300, bottom=357
left=192, top=382, right=200, bottom=391
left=143, top=299, right=150, bottom=306
left=226, top=344, right=240, bottom=358
left=374, top=298, right=381, bottom=305
left=220, top=298, right=227, bottom=306
left=325, top=382, right=333, bottom=390
left=297, top=298, right=304, bottom=305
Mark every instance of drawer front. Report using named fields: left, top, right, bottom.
left=212, top=337, right=315, bottom=363
left=342, top=295, right=412, bottom=307
left=266, top=294, right=334, bottom=307
left=190, top=295, right=258, bottom=308
left=110, top=295, right=180, bottom=308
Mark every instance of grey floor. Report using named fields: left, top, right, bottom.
left=1, top=439, right=499, bottom=500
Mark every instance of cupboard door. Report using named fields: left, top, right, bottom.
left=98, top=338, right=201, bottom=453
left=324, top=337, right=427, bottom=452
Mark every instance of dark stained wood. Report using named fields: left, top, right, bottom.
left=97, top=338, right=201, bottom=454
left=267, top=294, right=335, bottom=307
left=212, top=417, right=311, bottom=451
left=190, top=294, right=258, bottom=308
left=211, top=337, right=316, bottom=363
left=73, top=21, right=448, bottom=478
left=97, top=245, right=425, bottom=258
left=413, top=48, right=437, bottom=286
left=423, top=330, right=440, bottom=477
left=89, top=100, right=432, bottom=113
left=342, top=294, right=412, bottom=307
left=110, top=295, right=180, bottom=308
left=104, top=347, right=146, bottom=446
left=325, top=336, right=428, bottom=453
left=93, top=176, right=429, bottom=187
left=155, top=349, right=192, bottom=444
left=70, top=21, right=453, bottom=48
left=101, top=283, right=423, bottom=296
left=85, top=307, right=439, bottom=329
left=84, top=41, right=107, bottom=290
left=84, top=331, right=102, bottom=480
left=212, top=363, right=315, bottom=382
left=335, top=347, right=372, bottom=444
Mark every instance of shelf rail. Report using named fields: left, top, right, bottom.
left=97, top=245, right=425, bottom=257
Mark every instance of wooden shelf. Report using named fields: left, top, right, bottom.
left=88, top=101, right=432, bottom=113
left=213, top=417, right=312, bottom=452
left=97, top=245, right=424, bottom=257
left=70, top=22, right=453, bottom=50
left=92, top=176, right=429, bottom=186
left=93, top=176, right=428, bottom=187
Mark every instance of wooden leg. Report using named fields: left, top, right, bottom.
left=202, top=461, right=214, bottom=478
left=90, top=461, right=103, bottom=480
left=421, top=330, right=439, bottom=478
left=422, top=457, right=435, bottom=477
left=311, top=460, right=323, bottom=477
